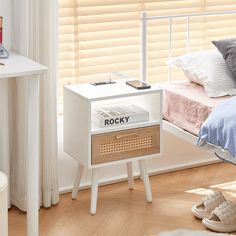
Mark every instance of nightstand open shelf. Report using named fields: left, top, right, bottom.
left=63, top=79, right=163, bottom=214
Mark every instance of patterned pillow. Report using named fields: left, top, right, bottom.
left=212, top=39, right=236, bottom=78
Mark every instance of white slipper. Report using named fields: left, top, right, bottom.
left=202, top=200, right=236, bottom=233
left=191, top=191, right=225, bottom=219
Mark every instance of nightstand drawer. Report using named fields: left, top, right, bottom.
left=91, top=125, right=160, bottom=165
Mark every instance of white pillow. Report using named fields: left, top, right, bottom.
left=171, top=49, right=236, bottom=97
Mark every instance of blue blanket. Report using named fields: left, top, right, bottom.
left=197, top=97, right=236, bottom=160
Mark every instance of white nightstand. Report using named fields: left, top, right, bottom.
left=63, top=79, right=163, bottom=214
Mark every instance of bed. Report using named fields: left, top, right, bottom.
left=163, top=82, right=236, bottom=165
left=140, top=11, right=236, bottom=164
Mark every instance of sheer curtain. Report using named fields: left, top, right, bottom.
left=5, top=0, right=59, bottom=211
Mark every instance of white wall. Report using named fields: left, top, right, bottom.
left=58, top=116, right=217, bottom=192
left=0, top=0, right=12, bottom=49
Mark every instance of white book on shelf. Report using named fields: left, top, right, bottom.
left=92, top=102, right=149, bottom=128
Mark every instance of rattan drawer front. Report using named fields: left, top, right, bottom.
left=92, top=125, right=160, bottom=165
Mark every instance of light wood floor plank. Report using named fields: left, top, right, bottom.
left=9, top=163, right=236, bottom=236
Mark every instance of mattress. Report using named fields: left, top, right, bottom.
left=163, top=82, right=229, bottom=135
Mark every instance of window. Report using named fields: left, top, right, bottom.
left=58, top=0, right=236, bottom=109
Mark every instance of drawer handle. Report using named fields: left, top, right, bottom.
left=115, top=133, right=138, bottom=140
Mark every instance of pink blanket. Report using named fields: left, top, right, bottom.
left=163, top=82, right=229, bottom=135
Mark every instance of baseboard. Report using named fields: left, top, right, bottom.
left=59, top=157, right=221, bottom=194
left=59, top=174, right=138, bottom=194
left=149, top=157, right=221, bottom=176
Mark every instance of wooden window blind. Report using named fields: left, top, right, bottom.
left=59, top=0, right=236, bottom=107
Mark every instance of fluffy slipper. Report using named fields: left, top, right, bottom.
left=202, top=200, right=236, bottom=233
left=192, top=191, right=225, bottom=219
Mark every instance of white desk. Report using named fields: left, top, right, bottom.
left=0, top=52, right=47, bottom=236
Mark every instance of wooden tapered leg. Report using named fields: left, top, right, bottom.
left=126, top=162, right=134, bottom=190
left=72, top=163, right=84, bottom=200
left=139, top=160, right=152, bottom=203
left=90, top=168, right=99, bottom=215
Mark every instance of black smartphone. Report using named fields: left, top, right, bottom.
left=126, top=80, right=151, bottom=90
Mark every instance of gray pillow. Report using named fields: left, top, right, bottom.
left=212, top=38, right=236, bottom=78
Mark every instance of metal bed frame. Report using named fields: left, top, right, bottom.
left=140, top=10, right=236, bottom=145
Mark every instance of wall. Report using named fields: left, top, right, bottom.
left=0, top=0, right=12, bottom=49
left=58, top=116, right=217, bottom=192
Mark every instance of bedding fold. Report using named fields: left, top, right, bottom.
left=197, top=96, right=236, bottom=162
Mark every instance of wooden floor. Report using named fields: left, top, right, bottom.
left=9, top=163, right=236, bottom=236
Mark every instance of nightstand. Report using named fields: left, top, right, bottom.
left=63, top=79, right=163, bottom=214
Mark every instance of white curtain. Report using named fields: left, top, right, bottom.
left=2, top=0, right=59, bottom=211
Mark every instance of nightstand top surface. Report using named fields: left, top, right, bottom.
left=64, top=79, right=162, bottom=101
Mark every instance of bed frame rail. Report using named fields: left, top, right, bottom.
left=141, top=10, right=236, bottom=83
